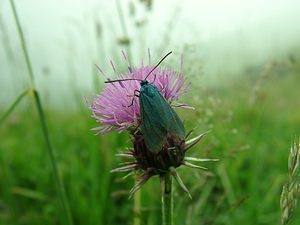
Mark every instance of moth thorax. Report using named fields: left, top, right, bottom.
left=133, top=133, right=185, bottom=174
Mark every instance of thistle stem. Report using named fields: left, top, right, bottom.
left=133, top=184, right=141, bottom=225
left=161, top=172, right=173, bottom=225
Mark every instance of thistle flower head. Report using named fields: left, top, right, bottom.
left=90, top=51, right=189, bottom=134
left=113, top=131, right=218, bottom=198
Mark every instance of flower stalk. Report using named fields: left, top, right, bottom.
left=133, top=181, right=141, bottom=225
left=161, top=172, right=173, bottom=225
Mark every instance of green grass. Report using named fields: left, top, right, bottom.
left=1, top=64, right=300, bottom=225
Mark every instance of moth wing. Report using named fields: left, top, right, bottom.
left=140, top=92, right=168, bottom=153
left=155, top=92, right=185, bottom=138
left=167, top=105, right=185, bottom=137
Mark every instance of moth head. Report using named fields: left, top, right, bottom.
left=140, top=80, right=149, bottom=86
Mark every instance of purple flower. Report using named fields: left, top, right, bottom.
left=90, top=51, right=190, bottom=135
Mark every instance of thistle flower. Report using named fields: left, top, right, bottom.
left=90, top=51, right=189, bottom=134
left=89, top=50, right=218, bottom=198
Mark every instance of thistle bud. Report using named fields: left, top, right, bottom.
left=133, top=132, right=185, bottom=174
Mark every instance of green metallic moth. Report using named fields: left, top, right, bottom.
left=105, top=52, right=185, bottom=154
left=138, top=78, right=185, bottom=153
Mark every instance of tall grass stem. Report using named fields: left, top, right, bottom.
left=9, top=1, right=73, bottom=224
left=9, top=0, right=34, bottom=86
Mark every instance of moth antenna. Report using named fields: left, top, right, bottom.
left=105, top=78, right=142, bottom=84
left=145, top=51, right=172, bottom=81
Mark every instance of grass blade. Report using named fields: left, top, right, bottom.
left=0, top=89, right=30, bottom=126
left=9, top=1, right=74, bottom=224
left=33, top=90, right=74, bottom=225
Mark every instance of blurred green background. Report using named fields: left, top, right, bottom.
left=1, top=0, right=300, bottom=224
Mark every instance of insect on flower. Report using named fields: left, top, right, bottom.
left=105, top=52, right=185, bottom=154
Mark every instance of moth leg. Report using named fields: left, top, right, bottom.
left=128, top=90, right=140, bottom=107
